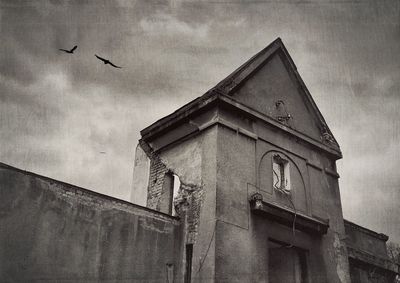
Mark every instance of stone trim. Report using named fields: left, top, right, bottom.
left=249, top=192, right=329, bottom=235
left=344, top=219, right=389, bottom=241
left=347, top=246, right=399, bottom=274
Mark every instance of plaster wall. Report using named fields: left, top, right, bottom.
left=345, top=221, right=389, bottom=259
left=158, top=126, right=219, bottom=283
left=233, top=51, right=323, bottom=142
left=130, top=143, right=150, bottom=206
left=213, top=110, right=351, bottom=283
left=0, top=164, right=183, bottom=283
left=140, top=122, right=219, bottom=282
left=214, top=125, right=254, bottom=283
left=349, top=261, right=396, bottom=283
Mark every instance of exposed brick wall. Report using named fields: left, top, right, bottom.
left=139, top=139, right=170, bottom=210
left=138, top=139, right=205, bottom=244
left=173, top=182, right=204, bottom=244
left=186, top=188, right=204, bottom=244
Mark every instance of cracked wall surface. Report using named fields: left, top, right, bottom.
left=133, top=120, right=219, bottom=282
left=137, top=133, right=206, bottom=245
left=140, top=139, right=170, bottom=211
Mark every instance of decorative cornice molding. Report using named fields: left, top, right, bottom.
left=344, top=219, right=389, bottom=241
left=347, top=247, right=399, bottom=274
left=249, top=193, right=329, bottom=235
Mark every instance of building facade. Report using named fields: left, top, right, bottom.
left=131, top=38, right=398, bottom=282
left=0, top=38, right=398, bottom=282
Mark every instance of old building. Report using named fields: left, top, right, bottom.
left=0, top=38, right=398, bottom=282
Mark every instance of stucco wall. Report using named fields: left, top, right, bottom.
left=213, top=108, right=351, bottom=283
left=0, top=163, right=183, bottom=283
left=138, top=101, right=351, bottom=282
left=137, top=113, right=219, bottom=283
left=344, top=220, right=389, bottom=259
left=152, top=126, right=219, bottom=282
left=130, top=143, right=150, bottom=206
left=233, top=50, right=323, bottom=142
left=345, top=220, right=398, bottom=283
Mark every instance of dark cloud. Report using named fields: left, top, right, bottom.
left=1, top=0, right=399, bottom=242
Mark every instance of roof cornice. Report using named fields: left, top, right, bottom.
left=218, top=94, right=342, bottom=159
left=344, top=219, right=389, bottom=241
left=141, top=93, right=342, bottom=159
left=141, top=38, right=342, bottom=159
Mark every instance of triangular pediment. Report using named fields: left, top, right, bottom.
left=210, top=38, right=339, bottom=150
left=142, top=38, right=340, bottom=155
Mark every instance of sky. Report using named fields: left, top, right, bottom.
left=0, top=0, right=399, bottom=242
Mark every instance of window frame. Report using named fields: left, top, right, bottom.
left=272, top=154, right=291, bottom=194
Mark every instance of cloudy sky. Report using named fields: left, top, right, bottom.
left=1, top=0, right=399, bottom=242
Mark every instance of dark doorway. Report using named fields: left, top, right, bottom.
left=268, top=239, right=308, bottom=283
left=185, top=244, right=193, bottom=283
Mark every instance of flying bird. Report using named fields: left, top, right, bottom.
left=59, top=45, right=77, bottom=54
left=95, top=54, right=122, bottom=68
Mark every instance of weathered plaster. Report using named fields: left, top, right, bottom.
left=139, top=131, right=208, bottom=246
left=130, top=143, right=150, bottom=206
left=333, top=232, right=352, bottom=283
left=0, top=163, right=183, bottom=282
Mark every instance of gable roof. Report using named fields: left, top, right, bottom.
left=211, top=38, right=296, bottom=96
left=141, top=38, right=341, bottom=157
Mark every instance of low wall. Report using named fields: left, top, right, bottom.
left=0, top=163, right=183, bottom=283
left=344, top=220, right=398, bottom=282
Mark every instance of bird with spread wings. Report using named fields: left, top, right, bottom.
left=95, top=54, right=122, bottom=69
left=59, top=45, right=77, bottom=54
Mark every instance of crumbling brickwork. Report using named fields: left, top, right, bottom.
left=138, top=139, right=170, bottom=210
left=173, top=182, right=204, bottom=244
left=138, top=139, right=205, bottom=244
